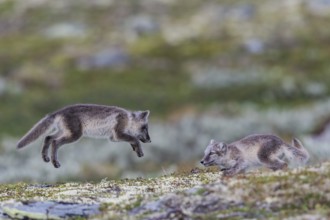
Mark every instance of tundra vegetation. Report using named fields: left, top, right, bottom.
left=1, top=163, right=330, bottom=219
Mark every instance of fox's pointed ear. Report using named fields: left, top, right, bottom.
left=210, top=139, right=215, bottom=144
left=292, top=138, right=303, bottom=149
left=220, top=143, right=228, bottom=153
left=136, top=110, right=150, bottom=120
left=142, top=110, right=150, bottom=119
left=214, top=142, right=227, bottom=153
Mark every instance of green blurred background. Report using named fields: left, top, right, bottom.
left=0, top=0, right=330, bottom=183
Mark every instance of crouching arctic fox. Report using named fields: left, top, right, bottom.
left=17, top=104, right=151, bottom=168
left=201, top=134, right=309, bottom=176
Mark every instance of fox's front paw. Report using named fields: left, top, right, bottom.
left=42, top=155, right=50, bottom=163
left=137, top=151, right=144, bottom=157
left=52, top=160, right=61, bottom=168
left=222, top=169, right=235, bottom=177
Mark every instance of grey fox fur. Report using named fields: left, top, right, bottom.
left=200, top=134, right=309, bottom=176
left=17, top=104, right=151, bottom=168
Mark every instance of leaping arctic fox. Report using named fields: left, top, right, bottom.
left=200, top=134, right=309, bottom=176
left=17, top=104, right=151, bottom=168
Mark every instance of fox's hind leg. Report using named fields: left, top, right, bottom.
left=42, top=135, right=55, bottom=163
left=262, top=158, right=288, bottom=171
left=51, top=134, right=81, bottom=168
left=259, top=150, right=288, bottom=171
left=42, top=128, right=62, bottom=163
left=50, top=116, right=82, bottom=168
left=258, top=139, right=287, bottom=171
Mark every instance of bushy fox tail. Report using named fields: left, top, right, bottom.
left=284, top=138, right=310, bottom=165
left=17, top=115, right=55, bottom=149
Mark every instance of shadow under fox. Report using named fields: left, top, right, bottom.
left=201, top=134, right=309, bottom=176
left=17, top=104, right=151, bottom=168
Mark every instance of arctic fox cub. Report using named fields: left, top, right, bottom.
left=17, top=104, right=151, bottom=168
left=201, top=134, right=309, bottom=176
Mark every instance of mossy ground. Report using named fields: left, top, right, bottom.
left=1, top=163, right=330, bottom=219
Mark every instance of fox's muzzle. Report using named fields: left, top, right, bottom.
left=200, top=159, right=215, bottom=167
left=139, top=135, right=151, bottom=143
left=140, top=139, right=151, bottom=143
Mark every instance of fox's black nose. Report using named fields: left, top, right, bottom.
left=200, top=161, right=204, bottom=164
left=146, top=135, right=151, bottom=143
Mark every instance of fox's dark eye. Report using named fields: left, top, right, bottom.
left=141, top=125, right=147, bottom=131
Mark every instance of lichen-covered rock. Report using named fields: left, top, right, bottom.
left=0, top=163, right=329, bottom=219
left=3, top=201, right=100, bottom=220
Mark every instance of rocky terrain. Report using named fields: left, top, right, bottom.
left=0, top=162, right=330, bottom=219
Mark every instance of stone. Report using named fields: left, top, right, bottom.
left=3, top=201, right=100, bottom=220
